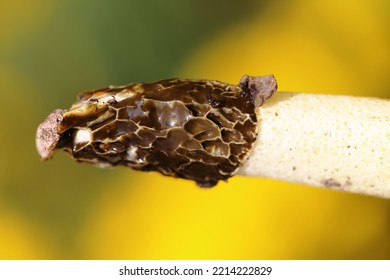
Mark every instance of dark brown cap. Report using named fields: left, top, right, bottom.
left=36, top=75, right=277, bottom=187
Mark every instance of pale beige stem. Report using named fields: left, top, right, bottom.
left=238, top=92, right=390, bottom=199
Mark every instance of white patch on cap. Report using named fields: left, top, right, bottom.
left=126, top=146, right=145, bottom=164
left=97, top=95, right=115, bottom=105
left=115, top=91, right=136, bottom=102
left=74, top=128, right=91, bottom=145
left=126, top=147, right=138, bottom=161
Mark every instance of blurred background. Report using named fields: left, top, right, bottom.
left=0, top=0, right=389, bottom=259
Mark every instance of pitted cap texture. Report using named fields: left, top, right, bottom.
left=36, top=75, right=277, bottom=187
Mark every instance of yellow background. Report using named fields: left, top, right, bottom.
left=0, top=0, right=389, bottom=259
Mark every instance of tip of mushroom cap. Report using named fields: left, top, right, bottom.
left=239, top=74, right=278, bottom=107
left=35, top=109, right=64, bottom=160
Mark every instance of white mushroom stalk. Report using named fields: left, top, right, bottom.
left=238, top=92, right=390, bottom=199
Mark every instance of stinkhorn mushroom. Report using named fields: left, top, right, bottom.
left=36, top=75, right=390, bottom=198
